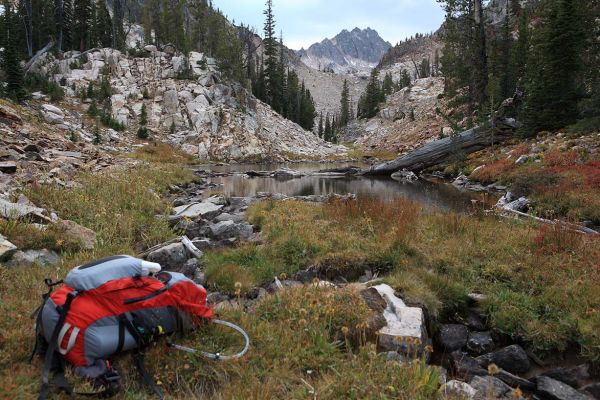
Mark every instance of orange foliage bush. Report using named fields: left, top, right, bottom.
left=512, top=143, right=530, bottom=158
left=470, top=159, right=514, bottom=184
left=533, top=224, right=582, bottom=255
left=543, top=150, right=579, bottom=167
left=582, top=162, right=600, bottom=188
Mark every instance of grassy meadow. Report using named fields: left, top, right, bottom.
left=0, top=144, right=598, bottom=399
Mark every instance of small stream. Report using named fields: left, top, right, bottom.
left=198, top=162, right=497, bottom=212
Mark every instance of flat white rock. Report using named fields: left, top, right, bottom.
left=172, top=202, right=223, bottom=218
left=373, top=284, right=428, bottom=354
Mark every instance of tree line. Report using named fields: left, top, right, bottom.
left=1, top=0, right=318, bottom=135
left=438, top=0, right=600, bottom=136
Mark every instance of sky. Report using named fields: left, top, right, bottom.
left=213, top=0, right=446, bottom=50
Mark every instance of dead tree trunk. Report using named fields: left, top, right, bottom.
left=362, top=118, right=517, bottom=175
left=24, top=40, right=55, bottom=74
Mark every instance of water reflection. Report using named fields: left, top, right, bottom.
left=199, top=162, right=495, bottom=212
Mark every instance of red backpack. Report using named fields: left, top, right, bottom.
left=32, top=255, right=213, bottom=399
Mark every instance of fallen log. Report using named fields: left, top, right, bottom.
left=495, top=207, right=599, bottom=236
left=24, top=40, right=55, bottom=74
left=362, top=117, right=518, bottom=176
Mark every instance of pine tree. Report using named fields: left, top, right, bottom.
left=382, top=73, right=394, bottom=95
left=520, top=0, right=584, bottom=136
left=433, top=50, right=440, bottom=76
left=418, top=58, right=431, bottom=79
left=142, top=0, right=162, bottom=46
left=96, top=1, right=113, bottom=48
left=55, top=0, right=72, bottom=52
left=340, top=79, right=351, bottom=126
left=73, top=0, right=92, bottom=51
left=263, top=0, right=279, bottom=107
left=399, top=69, right=411, bottom=89
left=137, top=103, right=149, bottom=139
left=324, top=114, right=331, bottom=141
left=358, top=69, right=383, bottom=119
left=1, top=2, right=27, bottom=102
left=318, top=113, right=324, bottom=138
left=438, top=0, right=488, bottom=111
left=140, top=103, right=148, bottom=126
left=20, top=0, right=33, bottom=57
left=299, top=81, right=316, bottom=131
left=93, top=122, right=102, bottom=144
left=112, top=0, right=127, bottom=50
left=510, top=5, right=529, bottom=85
left=579, top=0, right=600, bottom=120
left=88, top=100, right=98, bottom=116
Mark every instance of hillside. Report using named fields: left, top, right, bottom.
left=25, top=48, right=345, bottom=162
left=342, top=33, right=447, bottom=155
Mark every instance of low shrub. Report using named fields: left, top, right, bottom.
left=543, top=149, right=580, bottom=167
left=24, top=73, right=65, bottom=101
left=470, top=159, right=514, bottom=184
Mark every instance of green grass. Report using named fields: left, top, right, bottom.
left=1, top=155, right=599, bottom=398
left=205, top=198, right=600, bottom=361
left=137, top=285, right=442, bottom=399
left=0, top=162, right=194, bottom=398
left=0, top=162, right=448, bottom=400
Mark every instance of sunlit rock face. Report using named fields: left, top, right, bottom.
left=297, top=27, right=391, bottom=74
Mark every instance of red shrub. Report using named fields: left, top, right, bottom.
left=512, top=143, right=530, bottom=158
left=471, top=159, right=514, bottom=184
left=534, top=224, right=582, bottom=254
left=543, top=150, right=579, bottom=167
left=582, top=162, right=600, bottom=188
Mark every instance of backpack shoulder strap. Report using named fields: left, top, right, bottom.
left=38, top=290, right=78, bottom=400
left=119, top=315, right=164, bottom=399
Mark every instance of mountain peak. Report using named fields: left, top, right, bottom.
left=298, top=27, right=391, bottom=73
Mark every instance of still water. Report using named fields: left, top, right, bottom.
left=199, top=162, right=496, bottom=212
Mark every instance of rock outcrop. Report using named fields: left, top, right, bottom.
left=30, top=48, right=346, bottom=162
left=344, top=77, right=447, bottom=154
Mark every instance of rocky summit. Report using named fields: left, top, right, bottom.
left=297, top=27, right=391, bottom=74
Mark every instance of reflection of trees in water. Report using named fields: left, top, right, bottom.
left=209, top=163, right=493, bottom=210
left=211, top=169, right=494, bottom=212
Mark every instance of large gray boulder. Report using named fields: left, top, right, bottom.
left=209, top=220, right=254, bottom=241
left=147, top=242, right=191, bottom=270
left=0, top=198, right=47, bottom=221
left=5, top=249, right=60, bottom=267
left=581, top=383, right=600, bottom=399
left=466, top=331, right=495, bottom=355
left=476, top=345, right=531, bottom=375
left=439, top=380, right=477, bottom=400
left=172, top=202, right=223, bottom=219
left=470, top=376, right=511, bottom=399
left=450, top=351, right=488, bottom=381
left=536, top=376, right=592, bottom=400
left=541, top=364, right=590, bottom=389
left=54, top=220, right=96, bottom=250
left=0, top=234, right=17, bottom=261
left=438, top=324, right=469, bottom=352
left=163, top=90, right=179, bottom=114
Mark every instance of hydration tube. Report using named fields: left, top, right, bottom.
left=169, top=320, right=250, bottom=361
